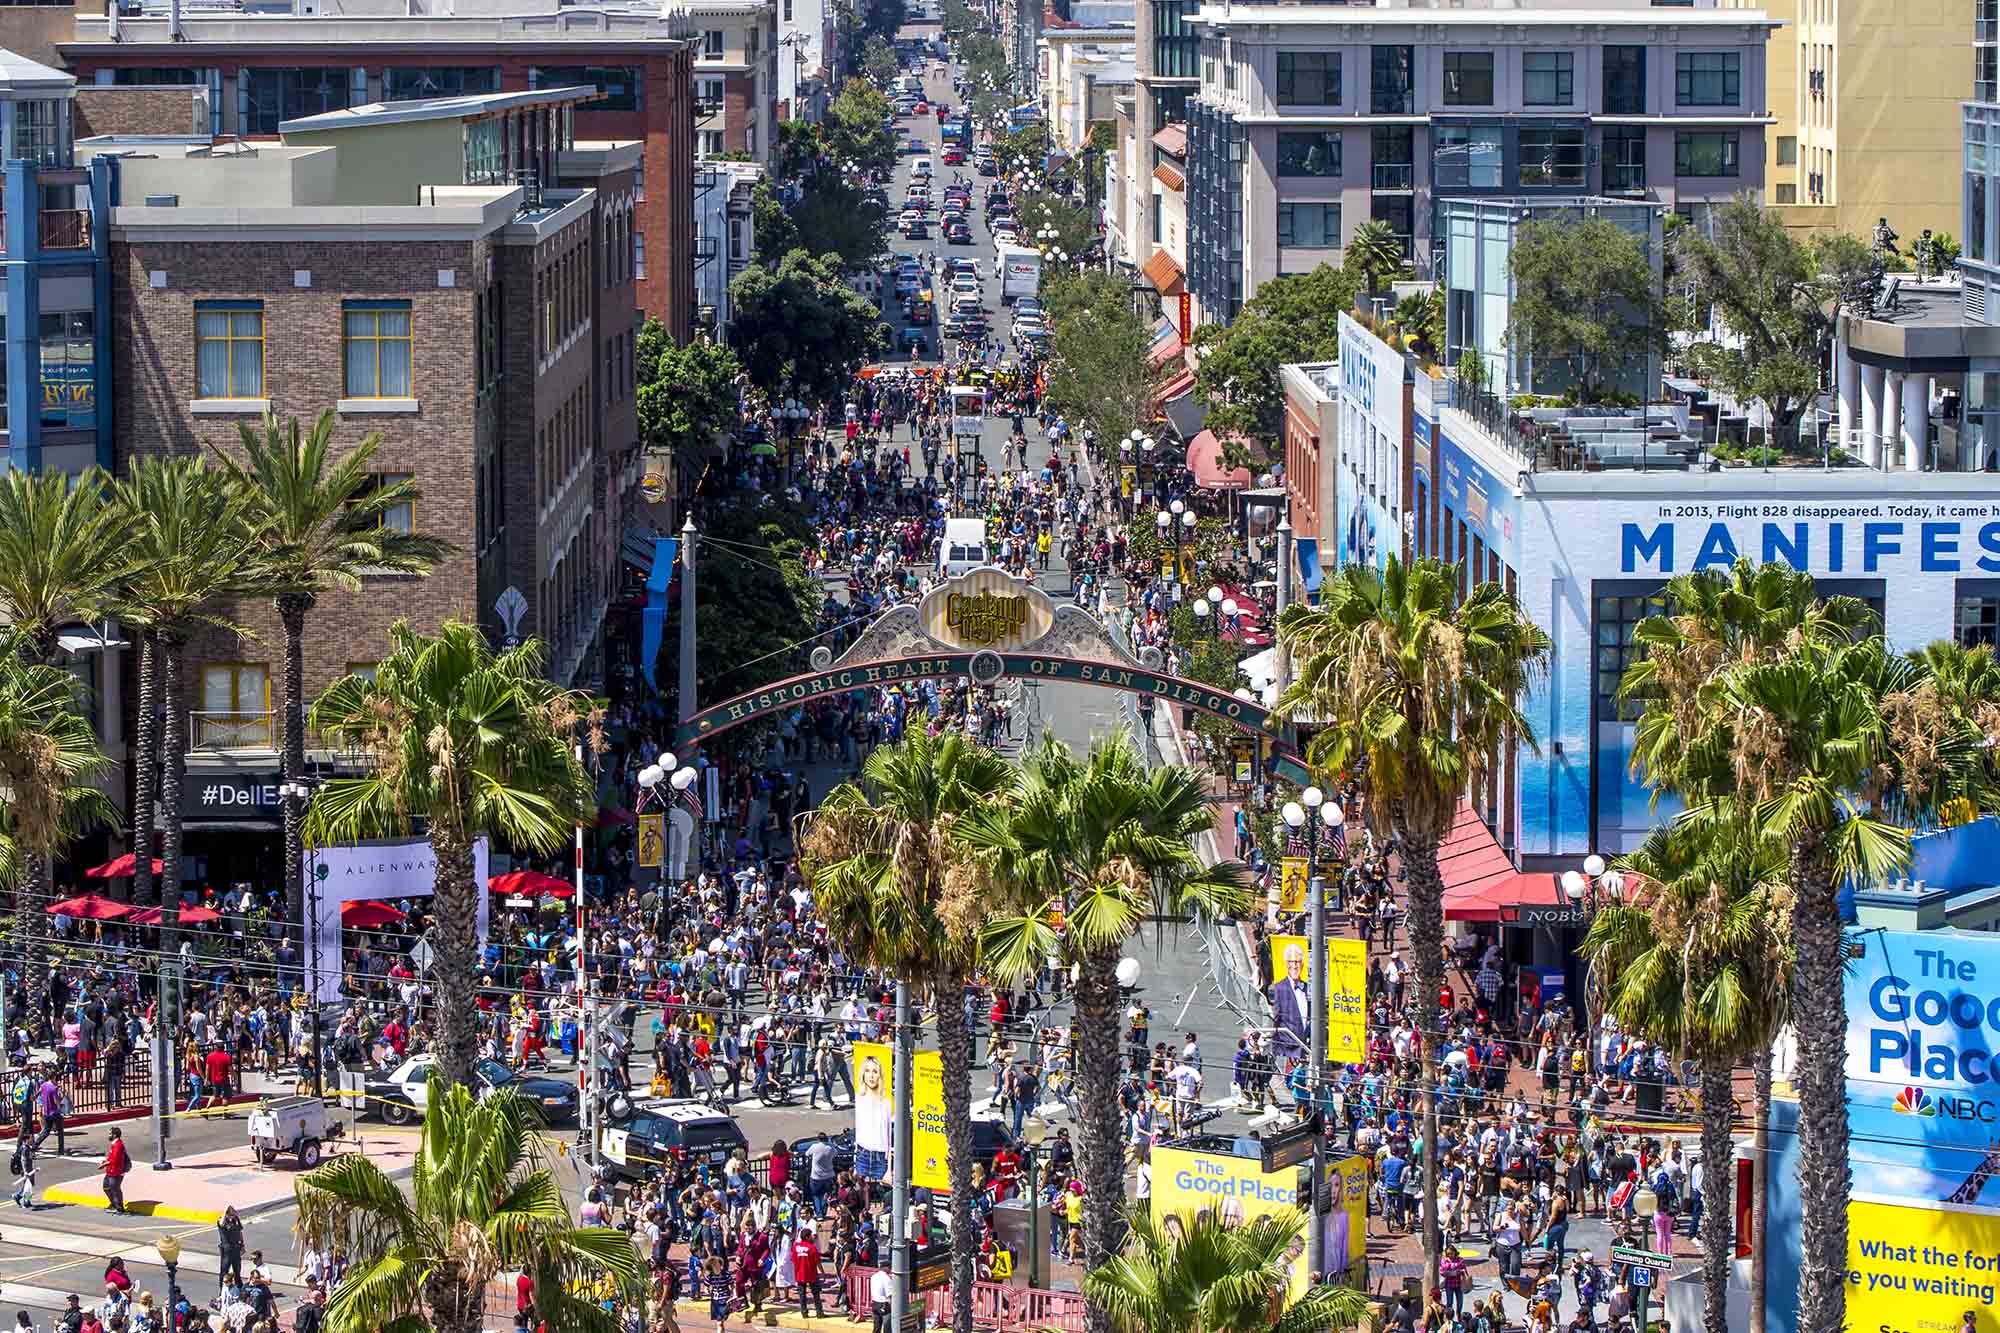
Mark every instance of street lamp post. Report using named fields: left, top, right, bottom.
left=279, top=779, right=324, bottom=1100
left=1021, top=1115, right=1048, bottom=1289
left=1280, top=787, right=1347, bottom=1279
left=157, top=1235, right=181, bottom=1314
left=1206, top=585, right=1224, bottom=636
left=1563, top=856, right=1624, bottom=1075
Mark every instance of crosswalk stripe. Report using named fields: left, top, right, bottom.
left=0, top=1221, right=306, bottom=1288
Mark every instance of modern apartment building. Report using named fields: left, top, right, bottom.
left=1723, top=0, right=1966, bottom=240
left=680, top=0, right=778, bottom=163
left=1178, top=0, right=1776, bottom=324
left=1966, top=0, right=2000, bottom=323
left=94, top=82, right=640, bottom=846
left=59, top=0, right=698, bottom=341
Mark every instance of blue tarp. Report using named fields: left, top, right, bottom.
left=1295, top=538, right=1323, bottom=594
left=640, top=537, right=679, bottom=688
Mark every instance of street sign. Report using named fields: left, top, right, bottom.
left=1611, top=1245, right=1673, bottom=1272
left=1259, top=1120, right=1316, bottom=1172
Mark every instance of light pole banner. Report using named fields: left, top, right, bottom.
left=1149, top=1145, right=1367, bottom=1295
left=305, top=836, right=491, bottom=1003
left=1268, top=934, right=1369, bottom=1064
left=851, top=1040, right=950, bottom=1192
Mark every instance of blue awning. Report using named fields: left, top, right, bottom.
left=1296, top=538, right=1323, bottom=594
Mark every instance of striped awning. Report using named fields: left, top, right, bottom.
left=1142, top=248, right=1185, bottom=295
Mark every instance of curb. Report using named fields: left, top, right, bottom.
left=37, top=1187, right=226, bottom=1224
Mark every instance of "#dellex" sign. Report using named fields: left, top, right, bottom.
left=193, top=774, right=281, bottom=816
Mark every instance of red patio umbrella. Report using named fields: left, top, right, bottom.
left=128, top=905, right=223, bottom=926
left=46, top=894, right=133, bottom=921
left=487, top=870, right=576, bottom=900
left=341, top=900, right=408, bottom=929
left=84, top=854, right=165, bottom=880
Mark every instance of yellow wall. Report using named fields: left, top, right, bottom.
left=283, top=120, right=465, bottom=206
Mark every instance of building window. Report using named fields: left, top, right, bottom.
left=1595, top=591, right=1668, bottom=720
left=1277, top=131, right=1341, bottom=177
left=464, top=119, right=504, bottom=184
left=1602, top=126, right=1647, bottom=192
left=243, top=67, right=353, bottom=135
left=1971, top=168, right=1989, bottom=264
left=699, top=129, right=725, bottom=156
left=1776, top=135, right=1798, bottom=165
left=1432, top=125, right=1503, bottom=189
left=1603, top=45, right=1646, bottom=114
left=1275, top=51, right=1338, bottom=106
left=697, top=76, right=725, bottom=115
left=1277, top=202, right=1340, bottom=248
left=107, top=67, right=203, bottom=85
left=358, top=473, right=416, bottom=534
left=1674, top=52, right=1740, bottom=107
left=1442, top=51, right=1494, bottom=106
left=635, top=232, right=647, bottom=280
left=200, top=662, right=270, bottom=747
left=1522, top=51, right=1573, bottom=106
left=39, top=311, right=93, bottom=430
left=195, top=301, right=263, bottom=400
left=13, top=99, right=63, bottom=167
left=343, top=302, right=413, bottom=399
left=1959, top=582, right=2000, bottom=646
left=1517, top=125, right=1586, bottom=187
left=1152, top=195, right=1163, bottom=243
left=1775, top=183, right=1798, bottom=203
left=1370, top=45, right=1413, bottom=114
left=531, top=66, right=642, bottom=113
left=1675, top=130, right=1740, bottom=177
left=703, top=30, right=725, bottom=57
left=385, top=66, right=498, bottom=101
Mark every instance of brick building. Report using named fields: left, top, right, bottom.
left=88, top=86, right=638, bottom=869
left=59, top=0, right=696, bottom=341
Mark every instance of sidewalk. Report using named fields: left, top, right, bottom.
left=43, top=1129, right=420, bottom=1223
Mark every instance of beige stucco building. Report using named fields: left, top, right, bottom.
left=1726, top=0, right=1968, bottom=241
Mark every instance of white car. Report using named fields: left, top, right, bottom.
left=365, top=1054, right=580, bottom=1126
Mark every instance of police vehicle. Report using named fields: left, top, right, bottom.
left=597, top=1099, right=751, bottom=1182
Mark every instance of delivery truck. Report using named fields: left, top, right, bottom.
left=997, top=244, right=1041, bottom=305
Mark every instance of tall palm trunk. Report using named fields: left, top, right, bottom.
left=278, top=593, right=313, bottom=948
left=421, top=1268, right=485, bottom=1333
left=430, top=821, right=480, bottom=1089
left=16, top=850, right=50, bottom=1043
left=158, top=635, right=189, bottom=1051
left=1750, top=1048, right=1773, bottom=1333
left=1698, top=1051, right=1736, bottom=1333
left=934, top=968, right=978, bottom=1333
left=1072, top=946, right=1125, bottom=1333
left=131, top=632, right=157, bottom=906
left=1400, top=825, right=1445, bottom=1300
left=1789, top=844, right=1848, bottom=1333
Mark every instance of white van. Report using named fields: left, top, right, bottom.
left=939, top=517, right=990, bottom=577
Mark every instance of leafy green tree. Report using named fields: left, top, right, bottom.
left=294, top=1084, right=639, bottom=1333
left=1042, top=269, right=1155, bottom=449
left=210, top=411, right=449, bottom=934
left=1506, top=216, right=1662, bottom=403
left=1343, top=219, right=1406, bottom=296
left=970, top=736, right=1251, bottom=1333
left=993, top=122, right=1050, bottom=175
left=864, top=35, right=901, bottom=87
left=959, top=33, right=1009, bottom=89
left=1012, top=189, right=1094, bottom=257
left=0, top=635, right=114, bottom=1038
left=305, top=622, right=595, bottom=1090
left=1275, top=557, right=1548, bottom=1299
left=1087, top=1206, right=1372, bottom=1333
left=800, top=731, right=1018, bottom=1333
left=941, top=0, right=978, bottom=38
left=660, top=496, right=826, bottom=706
left=859, top=0, right=906, bottom=42
left=823, top=81, right=899, bottom=179
left=729, top=248, right=886, bottom=406
left=1582, top=814, right=1790, bottom=1333
left=1677, top=194, right=1877, bottom=454
left=1191, top=264, right=1360, bottom=466
left=635, top=321, right=742, bottom=474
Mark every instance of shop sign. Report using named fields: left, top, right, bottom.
left=918, top=568, right=1055, bottom=652
left=1514, top=903, right=1591, bottom=929
left=192, top=772, right=282, bottom=818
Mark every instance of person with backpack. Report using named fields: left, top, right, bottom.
left=101, top=1127, right=131, bottom=1215
left=10, top=1130, right=37, bottom=1209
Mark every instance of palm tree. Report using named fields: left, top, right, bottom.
left=971, top=733, right=1251, bottom=1333
left=1086, top=1206, right=1370, bottom=1333
left=294, top=1082, right=639, bottom=1333
left=0, top=635, right=117, bottom=1033
left=1581, top=813, right=1790, bottom=1333
left=209, top=410, right=450, bottom=947
left=798, top=729, right=1016, bottom=1333
left=1275, top=556, right=1548, bottom=1299
left=109, top=458, right=259, bottom=934
left=1343, top=220, right=1406, bottom=297
left=304, top=621, right=595, bottom=1089
left=1685, top=633, right=1987, bottom=1333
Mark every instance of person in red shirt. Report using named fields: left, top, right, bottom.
left=102, top=1127, right=131, bottom=1215
left=792, top=1224, right=825, bottom=1318
left=204, top=1046, right=234, bottom=1105
left=516, top=1271, right=534, bottom=1320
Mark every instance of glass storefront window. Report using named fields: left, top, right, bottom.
left=39, top=310, right=93, bottom=430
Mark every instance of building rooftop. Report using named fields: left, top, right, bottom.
left=0, top=48, right=73, bottom=94
left=1194, top=2, right=1774, bottom=27
left=66, top=2, right=693, bottom=48
left=277, top=83, right=601, bottom=134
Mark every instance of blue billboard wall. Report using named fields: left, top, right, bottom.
left=1437, top=422, right=1520, bottom=571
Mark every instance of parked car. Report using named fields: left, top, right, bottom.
left=365, top=1055, right=579, bottom=1127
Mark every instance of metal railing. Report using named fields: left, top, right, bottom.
left=1371, top=162, right=1414, bottom=190
left=37, top=209, right=90, bottom=251
left=190, top=709, right=272, bottom=751
left=0, top=1048, right=152, bottom=1125
left=1453, top=379, right=1540, bottom=467
left=1604, top=163, right=1647, bottom=193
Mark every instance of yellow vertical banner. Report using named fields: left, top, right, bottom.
left=1277, top=858, right=1308, bottom=914
left=1268, top=934, right=1368, bottom=1064
left=636, top=813, right=664, bottom=869
left=852, top=1040, right=952, bottom=1192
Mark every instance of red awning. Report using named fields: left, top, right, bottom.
left=1185, top=430, right=1252, bottom=489
left=1142, top=248, right=1185, bottom=294
left=1155, top=366, right=1196, bottom=408
left=1440, top=801, right=1559, bottom=921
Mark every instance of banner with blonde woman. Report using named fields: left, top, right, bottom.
left=851, top=1041, right=951, bottom=1191
left=1269, top=935, right=1369, bottom=1064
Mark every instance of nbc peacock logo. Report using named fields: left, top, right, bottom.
left=1894, top=1085, right=1938, bottom=1117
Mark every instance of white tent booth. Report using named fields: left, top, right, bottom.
left=306, top=836, right=492, bottom=1004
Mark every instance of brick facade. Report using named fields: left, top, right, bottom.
left=73, top=86, right=206, bottom=139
